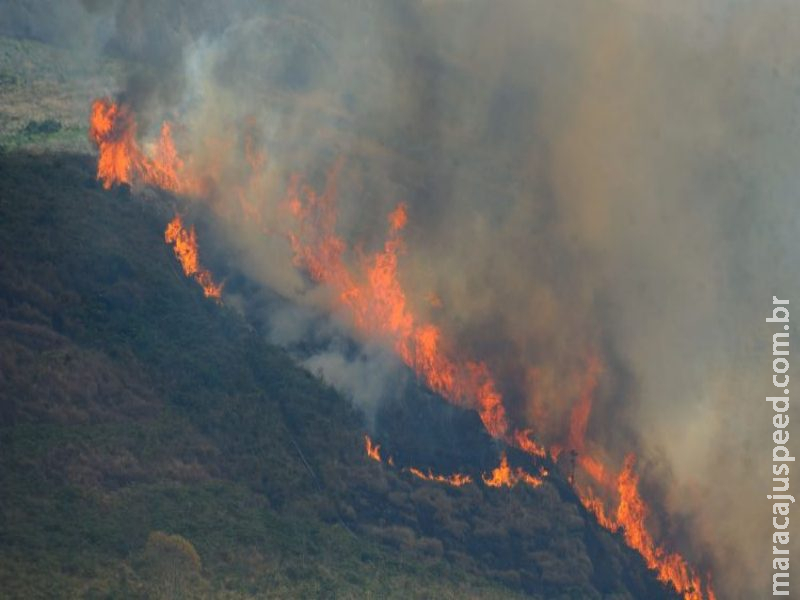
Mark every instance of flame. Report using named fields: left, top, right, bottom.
left=564, top=356, right=612, bottom=483
left=89, top=100, right=714, bottom=600
left=164, top=214, right=223, bottom=299
left=364, top=435, right=382, bottom=462
left=407, top=467, right=473, bottom=487
left=615, top=455, right=706, bottom=599
left=364, top=435, right=471, bottom=486
left=482, top=453, right=542, bottom=489
left=568, top=355, right=602, bottom=452
left=580, top=455, right=712, bottom=600
left=285, top=167, right=711, bottom=597
left=580, top=486, right=617, bottom=530
left=89, top=98, right=199, bottom=194
left=286, top=175, right=508, bottom=438
left=512, top=428, right=547, bottom=459
left=565, top=358, right=713, bottom=599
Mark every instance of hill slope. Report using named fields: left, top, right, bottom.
left=0, top=152, right=677, bottom=599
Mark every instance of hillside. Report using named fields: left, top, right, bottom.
left=0, top=151, right=681, bottom=600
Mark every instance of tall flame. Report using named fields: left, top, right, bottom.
left=407, top=467, right=473, bottom=487
left=580, top=455, right=711, bottom=600
left=89, top=98, right=200, bottom=194
left=285, top=166, right=713, bottom=600
left=164, top=214, right=223, bottom=299
left=287, top=174, right=508, bottom=438
left=364, top=434, right=382, bottom=462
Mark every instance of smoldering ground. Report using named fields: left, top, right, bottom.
left=5, top=0, right=800, bottom=596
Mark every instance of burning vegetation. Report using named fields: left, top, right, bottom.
left=164, top=215, right=223, bottom=300
left=89, top=99, right=715, bottom=600
left=481, top=453, right=542, bottom=489
left=89, top=99, right=200, bottom=195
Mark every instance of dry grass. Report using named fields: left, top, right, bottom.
left=0, top=35, right=120, bottom=152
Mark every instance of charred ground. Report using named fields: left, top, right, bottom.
left=0, top=151, right=679, bottom=599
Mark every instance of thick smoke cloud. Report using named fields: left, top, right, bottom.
left=5, top=1, right=800, bottom=596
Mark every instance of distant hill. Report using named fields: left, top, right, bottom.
left=0, top=151, right=678, bottom=599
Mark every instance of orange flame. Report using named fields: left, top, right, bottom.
left=89, top=98, right=199, bottom=194
left=512, top=428, right=547, bottom=459
left=407, top=467, right=473, bottom=487
left=164, top=214, right=223, bottom=299
left=89, top=99, right=714, bottom=600
left=286, top=175, right=508, bottom=438
left=564, top=356, right=613, bottom=483
left=580, top=455, right=712, bottom=600
left=565, top=358, right=713, bottom=599
left=364, top=435, right=471, bottom=486
left=568, top=355, right=602, bottom=452
left=364, top=435, right=382, bottom=462
left=285, top=167, right=711, bottom=597
left=482, top=453, right=542, bottom=489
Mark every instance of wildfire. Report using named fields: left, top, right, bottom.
left=89, top=98, right=200, bottom=194
left=286, top=177, right=508, bottom=438
left=164, top=214, right=223, bottom=299
left=580, top=455, right=712, bottom=600
left=285, top=167, right=713, bottom=599
left=364, top=435, right=472, bottom=486
left=89, top=100, right=714, bottom=600
left=563, top=358, right=714, bottom=599
left=481, top=452, right=542, bottom=489
left=407, top=467, right=473, bottom=487
left=364, top=434, right=382, bottom=462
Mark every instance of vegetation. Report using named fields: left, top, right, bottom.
left=0, top=35, right=119, bottom=152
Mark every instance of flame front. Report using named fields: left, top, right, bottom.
left=481, top=453, right=542, bottom=489
left=580, top=455, right=711, bottom=600
left=365, top=435, right=472, bottom=487
left=164, top=214, right=223, bottom=299
left=90, top=100, right=714, bottom=600
left=287, top=177, right=509, bottom=438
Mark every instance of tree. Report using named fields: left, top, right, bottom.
left=139, top=531, right=204, bottom=599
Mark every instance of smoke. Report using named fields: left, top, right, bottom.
left=6, top=0, right=800, bottom=596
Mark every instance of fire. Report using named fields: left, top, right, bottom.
left=482, top=453, right=542, bottom=489
left=565, top=356, right=611, bottom=485
left=580, top=486, right=616, bottom=530
left=512, top=428, right=547, bottom=459
left=364, top=435, right=382, bottom=462
left=580, top=455, right=713, bottom=600
left=285, top=167, right=712, bottom=598
left=286, top=176, right=508, bottom=438
left=89, top=98, right=200, bottom=194
left=567, top=355, right=602, bottom=453
left=89, top=100, right=714, bottom=600
left=164, top=214, right=223, bottom=299
left=564, top=357, right=714, bottom=599
left=407, top=467, right=473, bottom=487
left=615, top=455, right=707, bottom=599
left=364, top=435, right=471, bottom=486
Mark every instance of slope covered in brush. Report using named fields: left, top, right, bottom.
left=0, top=152, right=677, bottom=599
